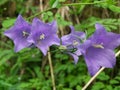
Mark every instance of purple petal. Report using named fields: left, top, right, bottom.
left=15, top=14, right=30, bottom=28
left=49, top=20, right=58, bottom=33
left=69, top=53, right=79, bottom=64
left=84, top=56, right=100, bottom=76
left=14, top=37, right=31, bottom=52
left=4, top=26, right=17, bottom=39
left=28, top=18, right=60, bottom=55
left=70, top=25, right=86, bottom=39
left=95, top=23, right=107, bottom=35
left=79, top=40, right=92, bottom=54
left=37, top=43, right=49, bottom=55
left=31, top=18, right=57, bottom=34
left=88, top=23, right=120, bottom=49
left=4, top=15, right=31, bottom=52
left=103, top=32, right=120, bottom=49
left=84, top=46, right=116, bottom=76
left=88, top=23, right=107, bottom=42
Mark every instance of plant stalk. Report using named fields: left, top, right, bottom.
left=48, top=48, right=56, bottom=90
left=63, top=1, right=105, bottom=6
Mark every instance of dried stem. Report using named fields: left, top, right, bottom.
left=39, top=0, right=43, bottom=18
left=48, top=48, right=56, bottom=90
left=82, top=50, right=120, bottom=90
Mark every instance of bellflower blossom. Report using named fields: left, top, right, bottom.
left=61, top=26, right=85, bottom=63
left=27, top=18, right=60, bottom=56
left=80, top=23, right=120, bottom=76
left=4, top=15, right=31, bottom=52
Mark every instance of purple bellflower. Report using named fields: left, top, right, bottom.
left=61, top=26, right=86, bottom=63
left=27, top=18, right=60, bottom=56
left=80, top=23, right=120, bottom=76
left=4, top=15, right=31, bottom=52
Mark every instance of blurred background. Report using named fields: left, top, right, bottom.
left=0, top=0, right=120, bottom=90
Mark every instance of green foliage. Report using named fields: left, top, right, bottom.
left=0, top=0, right=8, bottom=6
left=49, top=0, right=62, bottom=8
left=2, top=18, right=16, bottom=28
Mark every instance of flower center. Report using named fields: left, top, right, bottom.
left=40, top=33, right=45, bottom=40
left=73, top=40, right=79, bottom=46
left=22, top=31, right=29, bottom=37
left=93, top=44, right=104, bottom=49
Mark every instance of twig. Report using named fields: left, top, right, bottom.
left=39, top=0, right=43, bottom=18
left=63, top=1, right=105, bottom=6
left=27, top=8, right=54, bottom=20
left=48, top=48, right=56, bottom=90
left=82, top=50, right=120, bottom=90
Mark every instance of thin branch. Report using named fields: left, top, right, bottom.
left=63, top=1, right=105, bottom=6
left=48, top=48, right=56, bottom=90
left=27, top=8, right=54, bottom=20
left=82, top=50, right=120, bottom=90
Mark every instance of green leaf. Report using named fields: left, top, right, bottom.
left=2, top=18, right=16, bottom=28
left=108, top=5, right=120, bottom=13
left=76, top=85, right=82, bottom=90
left=0, top=50, right=14, bottom=66
left=110, top=80, right=119, bottom=84
left=49, top=0, right=59, bottom=8
left=0, top=0, right=8, bottom=6
left=0, top=80, right=12, bottom=87
left=92, top=82, right=105, bottom=90
left=105, top=85, right=113, bottom=90
left=47, top=11, right=53, bottom=16
left=97, top=72, right=110, bottom=81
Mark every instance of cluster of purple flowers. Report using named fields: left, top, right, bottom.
left=4, top=15, right=120, bottom=76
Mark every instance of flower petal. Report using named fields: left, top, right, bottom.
left=28, top=18, right=60, bottom=55
left=4, top=26, right=17, bottom=39
left=84, top=46, right=116, bottom=76
left=15, top=14, right=30, bottom=28
left=84, top=55, right=100, bottom=76
left=37, top=42, right=49, bottom=55
left=70, top=53, right=79, bottom=64
left=14, top=37, right=31, bottom=52
left=103, top=32, right=120, bottom=49
left=70, top=25, right=86, bottom=39
left=4, top=15, right=31, bottom=52
left=95, top=23, right=107, bottom=35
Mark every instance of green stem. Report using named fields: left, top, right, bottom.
left=48, top=48, right=56, bottom=90
left=27, top=8, right=54, bottom=20
left=63, top=1, right=105, bottom=6
left=26, top=1, right=105, bottom=20
left=82, top=50, right=120, bottom=90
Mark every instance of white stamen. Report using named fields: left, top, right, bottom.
left=22, top=31, right=29, bottom=36
left=93, top=44, right=104, bottom=49
left=73, top=40, right=79, bottom=46
left=40, top=33, right=45, bottom=40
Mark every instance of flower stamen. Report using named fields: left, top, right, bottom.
left=22, top=31, right=29, bottom=37
left=40, top=33, right=45, bottom=40
left=93, top=44, right=104, bottom=49
left=73, top=40, right=79, bottom=46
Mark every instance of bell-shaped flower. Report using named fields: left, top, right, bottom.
left=61, top=26, right=86, bottom=63
left=27, top=18, right=60, bottom=56
left=4, top=15, right=31, bottom=52
left=80, top=23, right=120, bottom=76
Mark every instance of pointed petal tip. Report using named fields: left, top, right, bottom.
left=95, top=23, right=103, bottom=28
left=32, top=17, right=39, bottom=22
left=17, top=14, right=24, bottom=21
left=51, top=20, right=57, bottom=25
left=95, top=23, right=105, bottom=30
left=41, top=50, right=48, bottom=56
left=69, top=25, right=75, bottom=33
